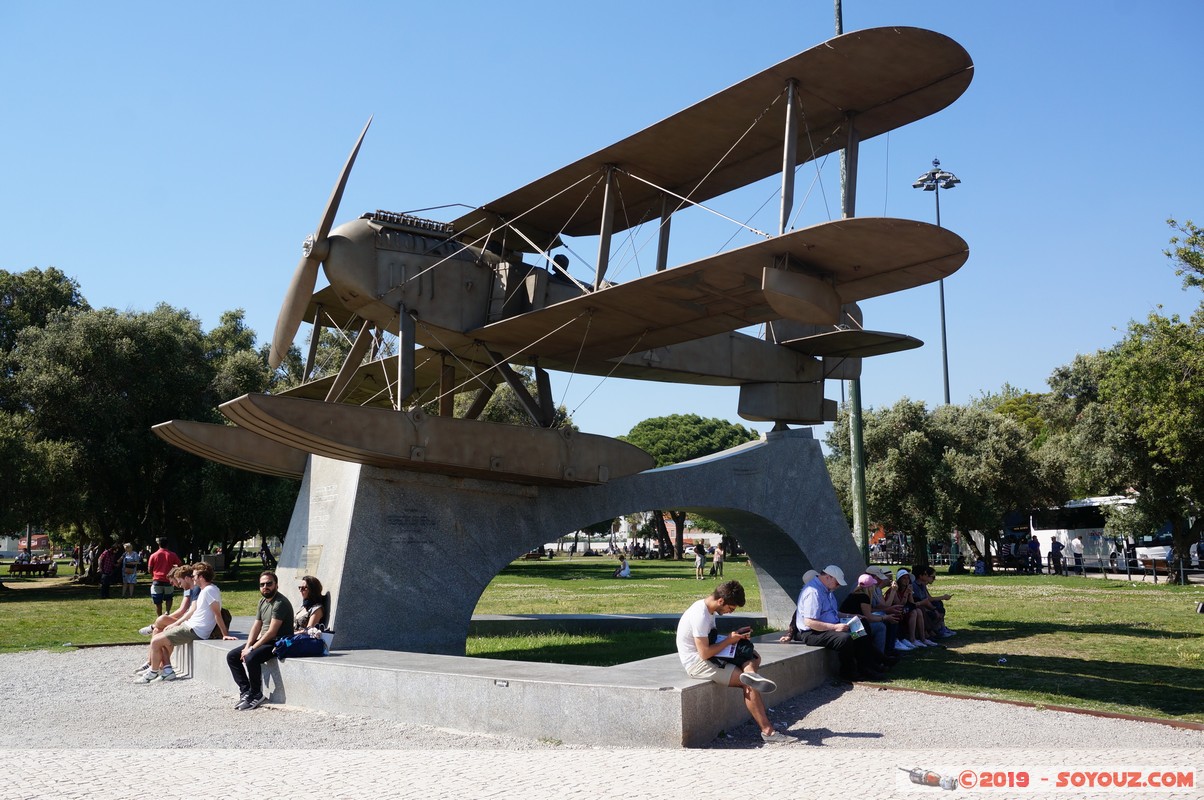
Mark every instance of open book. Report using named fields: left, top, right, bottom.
left=714, top=635, right=737, bottom=659
left=840, top=616, right=867, bottom=639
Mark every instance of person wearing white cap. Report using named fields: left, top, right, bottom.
left=780, top=564, right=884, bottom=681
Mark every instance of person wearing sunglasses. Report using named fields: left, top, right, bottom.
left=293, top=574, right=327, bottom=632
left=226, top=571, right=294, bottom=710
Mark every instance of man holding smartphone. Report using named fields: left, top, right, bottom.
left=675, top=580, right=791, bottom=744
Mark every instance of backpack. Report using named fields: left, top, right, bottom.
left=207, top=608, right=233, bottom=640
left=272, top=632, right=329, bottom=660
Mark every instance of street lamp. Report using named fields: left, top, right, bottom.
left=914, top=158, right=962, bottom=570
left=912, top=158, right=959, bottom=405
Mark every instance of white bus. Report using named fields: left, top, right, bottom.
left=1015, top=496, right=1201, bottom=570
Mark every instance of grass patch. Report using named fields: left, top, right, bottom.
left=0, top=569, right=264, bottom=652
left=885, top=574, right=1204, bottom=721
left=472, top=555, right=760, bottom=615
left=466, top=629, right=678, bottom=666
left=472, top=561, right=1204, bottom=722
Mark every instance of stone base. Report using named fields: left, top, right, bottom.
left=190, top=624, right=837, bottom=747
left=274, top=427, right=861, bottom=653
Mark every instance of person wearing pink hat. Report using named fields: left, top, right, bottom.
left=838, top=573, right=897, bottom=668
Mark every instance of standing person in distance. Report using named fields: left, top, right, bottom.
left=98, top=543, right=120, bottom=599
left=120, top=543, right=140, bottom=598
left=147, top=537, right=183, bottom=616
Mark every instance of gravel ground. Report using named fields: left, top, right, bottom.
left=2, top=645, right=1200, bottom=751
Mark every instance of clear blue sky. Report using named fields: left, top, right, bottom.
left=4, top=1, right=1202, bottom=441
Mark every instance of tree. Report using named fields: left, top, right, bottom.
left=827, top=399, right=1052, bottom=568
left=7, top=305, right=213, bottom=548
left=0, top=411, right=78, bottom=535
left=1099, top=307, right=1204, bottom=576
left=1165, top=217, right=1204, bottom=290
left=828, top=399, right=943, bottom=566
left=5, top=303, right=296, bottom=568
left=930, top=403, right=1054, bottom=563
left=1037, top=352, right=1128, bottom=499
left=621, top=414, right=759, bottom=558
left=0, top=267, right=89, bottom=364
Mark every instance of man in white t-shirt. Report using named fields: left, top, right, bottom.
left=133, top=565, right=197, bottom=674
left=138, top=562, right=234, bottom=683
left=676, top=581, right=790, bottom=744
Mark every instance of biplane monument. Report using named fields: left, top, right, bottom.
left=156, top=26, right=972, bottom=658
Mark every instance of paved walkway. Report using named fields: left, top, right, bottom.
left=5, top=747, right=1201, bottom=799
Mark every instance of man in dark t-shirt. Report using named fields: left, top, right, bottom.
left=226, top=570, right=294, bottom=710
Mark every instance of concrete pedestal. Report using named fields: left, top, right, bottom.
left=276, top=427, right=860, bottom=653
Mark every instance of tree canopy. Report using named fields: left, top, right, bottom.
left=621, top=414, right=758, bottom=468
left=1, top=272, right=295, bottom=569
left=827, top=398, right=1053, bottom=567
left=621, top=414, right=759, bottom=557
left=1166, top=217, right=1204, bottom=290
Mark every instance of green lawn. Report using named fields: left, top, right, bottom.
left=3, top=557, right=1201, bottom=722
left=472, top=554, right=761, bottom=615
left=0, top=567, right=263, bottom=652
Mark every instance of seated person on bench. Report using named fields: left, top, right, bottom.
left=676, top=580, right=790, bottom=744
left=294, top=574, right=329, bottom=632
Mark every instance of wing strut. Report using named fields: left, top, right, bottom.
left=487, top=351, right=556, bottom=428
left=779, top=79, right=799, bottom=236
left=438, top=357, right=455, bottom=417
left=655, top=196, right=672, bottom=272
left=324, top=319, right=375, bottom=404
left=302, top=303, right=324, bottom=382
left=397, top=306, right=416, bottom=408
left=594, top=166, right=617, bottom=289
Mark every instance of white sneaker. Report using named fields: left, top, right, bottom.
left=136, top=670, right=159, bottom=683
left=158, top=669, right=178, bottom=682
left=923, top=639, right=940, bottom=647
left=138, top=625, right=155, bottom=636
left=894, top=640, right=914, bottom=651
left=133, top=662, right=151, bottom=674
left=910, top=640, right=927, bottom=648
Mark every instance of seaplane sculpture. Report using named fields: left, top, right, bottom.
left=155, top=26, right=973, bottom=487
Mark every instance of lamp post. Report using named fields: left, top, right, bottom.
left=913, top=158, right=962, bottom=570
left=912, top=158, right=959, bottom=406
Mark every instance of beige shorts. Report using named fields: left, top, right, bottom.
left=164, top=624, right=201, bottom=645
left=685, top=658, right=737, bottom=686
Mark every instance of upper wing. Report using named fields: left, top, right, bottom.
left=469, top=217, right=966, bottom=362
left=450, top=27, right=972, bottom=248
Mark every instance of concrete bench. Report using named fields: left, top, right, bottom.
left=191, top=617, right=835, bottom=747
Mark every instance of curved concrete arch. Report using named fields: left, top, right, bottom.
left=277, top=428, right=862, bottom=654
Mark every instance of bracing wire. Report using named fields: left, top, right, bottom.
left=566, top=328, right=653, bottom=419
left=554, top=310, right=594, bottom=409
